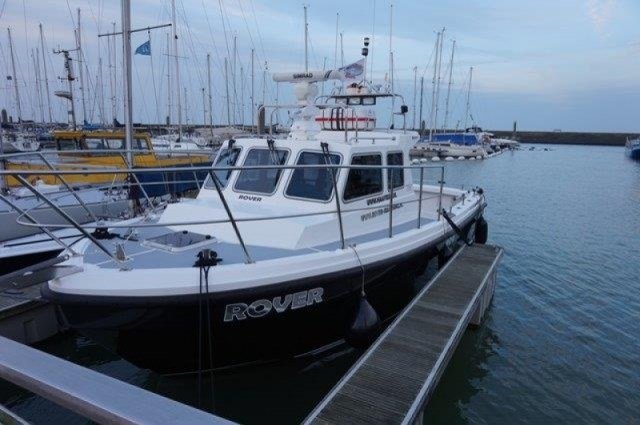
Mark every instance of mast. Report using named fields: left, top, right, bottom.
left=121, top=0, right=134, bottom=166
left=184, top=86, right=188, bottom=125
left=76, top=9, right=87, bottom=124
left=232, top=35, right=238, bottom=126
left=419, top=76, right=424, bottom=133
left=240, top=65, right=245, bottom=128
left=250, top=48, right=255, bottom=128
left=340, top=32, right=344, bottom=67
left=207, top=53, right=213, bottom=129
left=464, top=67, right=473, bottom=130
left=7, top=29, right=22, bottom=123
left=39, top=24, right=53, bottom=123
left=98, top=57, right=106, bottom=125
left=262, top=61, right=267, bottom=106
left=389, top=3, right=394, bottom=126
left=428, top=31, right=440, bottom=142
left=443, top=40, right=455, bottom=131
left=171, top=0, right=182, bottom=139
left=201, top=87, right=206, bottom=125
left=111, top=22, right=118, bottom=124
left=225, top=57, right=231, bottom=126
left=166, top=33, right=171, bottom=124
left=33, top=49, right=45, bottom=123
left=433, top=28, right=445, bottom=135
left=303, top=5, right=309, bottom=72
left=412, top=66, right=417, bottom=130
left=333, top=13, right=339, bottom=68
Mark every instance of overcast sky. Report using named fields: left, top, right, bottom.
left=1, top=0, right=639, bottom=132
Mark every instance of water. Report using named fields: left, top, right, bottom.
left=2, top=144, right=639, bottom=424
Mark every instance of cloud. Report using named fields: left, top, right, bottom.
left=586, top=0, right=617, bottom=34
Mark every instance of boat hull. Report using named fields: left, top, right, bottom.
left=43, top=218, right=479, bottom=373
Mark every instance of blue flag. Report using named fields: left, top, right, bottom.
left=135, top=40, right=151, bottom=56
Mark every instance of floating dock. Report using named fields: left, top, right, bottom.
left=305, top=243, right=503, bottom=425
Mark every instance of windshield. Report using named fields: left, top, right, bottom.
left=285, top=151, right=341, bottom=201
left=234, top=148, right=289, bottom=194
left=204, top=148, right=241, bottom=188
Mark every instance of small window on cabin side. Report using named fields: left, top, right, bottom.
left=234, top=148, right=289, bottom=194
left=134, top=138, right=149, bottom=151
left=286, top=151, right=341, bottom=201
left=57, top=139, right=77, bottom=151
left=344, top=154, right=383, bottom=201
left=387, top=152, right=404, bottom=189
left=204, top=147, right=241, bottom=188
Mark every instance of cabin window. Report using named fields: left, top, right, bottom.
left=285, top=151, right=341, bottom=201
left=234, top=148, right=289, bottom=194
left=344, top=154, right=383, bottom=201
left=387, top=152, right=404, bottom=189
left=57, top=139, right=77, bottom=151
left=134, top=138, right=149, bottom=151
left=204, top=147, right=241, bottom=188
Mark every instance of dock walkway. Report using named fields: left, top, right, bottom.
left=306, top=243, right=503, bottom=425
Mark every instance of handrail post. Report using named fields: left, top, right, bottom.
left=208, top=171, right=254, bottom=264
left=37, top=152, right=98, bottom=223
left=437, top=167, right=444, bottom=221
left=14, top=175, right=119, bottom=262
left=388, top=167, right=394, bottom=238
left=417, top=166, right=424, bottom=229
left=321, top=142, right=345, bottom=249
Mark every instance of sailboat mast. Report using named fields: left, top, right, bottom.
left=207, top=53, right=213, bottom=129
left=464, top=66, right=473, bottom=129
left=171, top=0, right=182, bottom=139
left=428, top=31, right=440, bottom=142
left=250, top=48, right=255, bottom=128
left=33, top=49, right=45, bottom=123
left=412, top=66, right=417, bottom=130
left=389, top=3, right=395, bottom=126
left=241, top=65, right=245, bottom=127
left=121, top=0, right=134, bottom=166
left=76, top=9, right=87, bottom=124
left=443, top=40, right=455, bottom=131
left=166, top=33, right=171, bottom=124
left=7, top=28, right=22, bottom=123
left=225, top=57, right=231, bottom=126
left=304, top=5, right=309, bottom=72
left=39, top=24, right=53, bottom=123
left=232, top=35, right=238, bottom=126
left=111, top=22, right=118, bottom=124
left=419, top=76, right=424, bottom=133
left=433, top=28, right=445, bottom=135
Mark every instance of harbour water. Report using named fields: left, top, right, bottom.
left=1, top=144, right=638, bottom=424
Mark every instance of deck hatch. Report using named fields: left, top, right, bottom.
left=141, top=230, right=216, bottom=253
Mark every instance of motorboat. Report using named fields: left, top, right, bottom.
left=3, top=130, right=212, bottom=197
left=626, top=136, right=640, bottom=160
left=414, top=131, right=487, bottom=159
left=42, top=68, right=489, bottom=373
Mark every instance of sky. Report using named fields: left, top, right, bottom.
left=0, top=0, right=639, bottom=132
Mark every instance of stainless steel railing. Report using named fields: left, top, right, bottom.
left=0, top=160, right=476, bottom=265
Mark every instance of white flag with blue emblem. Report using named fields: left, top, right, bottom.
left=339, top=59, right=365, bottom=80
left=135, top=40, right=151, bottom=56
